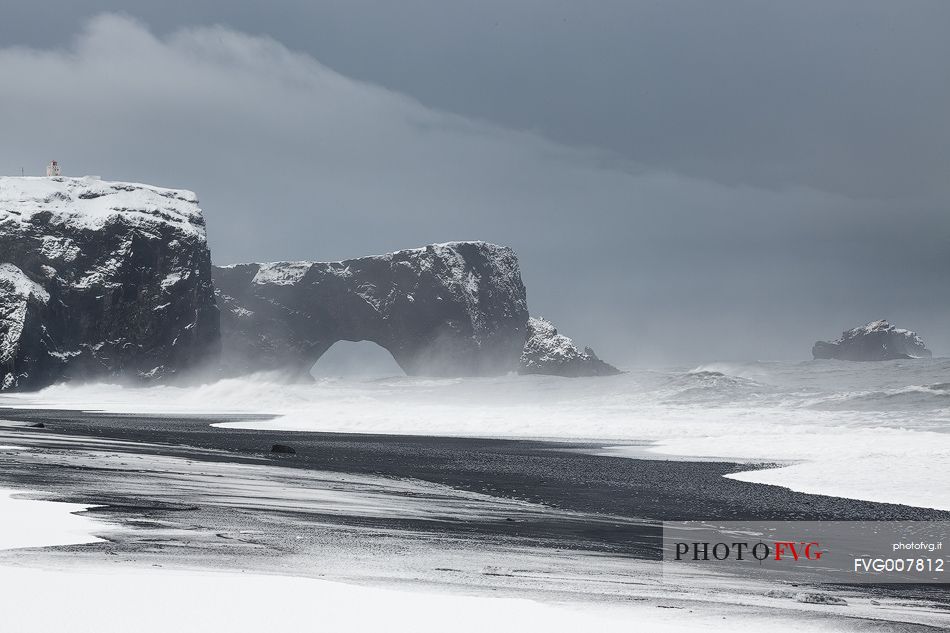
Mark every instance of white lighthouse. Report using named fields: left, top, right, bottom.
left=46, top=160, right=61, bottom=177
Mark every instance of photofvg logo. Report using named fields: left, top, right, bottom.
left=674, top=539, right=824, bottom=563
left=663, top=521, right=949, bottom=584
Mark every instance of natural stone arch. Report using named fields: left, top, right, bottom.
left=213, top=242, right=529, bottom=379
left=310, top=339, right=405, bottom=378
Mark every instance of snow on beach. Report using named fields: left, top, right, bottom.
left=0, top=563, right=848, bottom=633
left=4, top=359, right=950, bottom=511
left=0, top=479, right=846, bottom=632
left=0, top=487, right=104, bottom=550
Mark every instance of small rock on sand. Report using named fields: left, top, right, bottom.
left=796, top=592, right=847, bottom=606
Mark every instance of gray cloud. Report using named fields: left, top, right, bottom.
left=4, top=1, right=949, bottom=199
left=0, top=13, right=947, bottom=362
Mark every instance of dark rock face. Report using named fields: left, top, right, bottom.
left=214, top=242, right=529, bottom=377
left=2, top=175, right=615, bottom=387
left=0, top=177, right=219, bottom=391
left=813, top=319, right=931, bottom=361
left=519, top=317, right=620, bottom=377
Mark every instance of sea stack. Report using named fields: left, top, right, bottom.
left=812, top=319, right=931, bottom=361
left=519, top=317, right=620, bottom=377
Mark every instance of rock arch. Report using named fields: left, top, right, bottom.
left=213, top=242, right=529, bottom=379
left=310, top=340, right=405, bottom=378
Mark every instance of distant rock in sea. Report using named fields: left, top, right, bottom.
left=812, top=319, right=931, bottom=361
left=519, top=317, right=620, bottom=377
left=0, top=177, right=219, bottom=391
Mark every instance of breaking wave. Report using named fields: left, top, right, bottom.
left=657, top=368, right=770, bottom=405
left=805, top=382, right=950, bottom=412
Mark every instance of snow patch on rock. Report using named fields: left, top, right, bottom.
left=0, top=176, right=205, bottom=238
left=520, top=317, right=620, bottom=377
left=0, top=264, right=50, bottom=304
left=252, top=261, right=312, bottom=286
left=0, top=264, right=49, bottom=375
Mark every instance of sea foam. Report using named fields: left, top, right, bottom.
left=4, top=359, right=949, bottom=510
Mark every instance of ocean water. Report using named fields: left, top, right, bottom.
left=3, top=358, right=949, bottom=510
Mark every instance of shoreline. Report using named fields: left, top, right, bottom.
left=1, top=407, right=947, bottom=522
left=0, top=407, right=947, bottom=630
left=6, top=363, right=950, bottom=512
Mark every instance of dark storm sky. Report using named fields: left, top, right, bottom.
left=1, top=1, right=948, bottom=362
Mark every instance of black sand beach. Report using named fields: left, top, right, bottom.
left=1, top=408, right=949, bottom=549
left=0, top=407, right=948, bottom=624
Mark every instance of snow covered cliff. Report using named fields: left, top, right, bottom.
left=1, top=177, right=616, bottom=388
left=0, top=177, right=219, bottom=390
left=519, top=317, right=620, bottom=377
left=812, top=319, right=931, bottom=361
left=214, top=242, right=529, bottom=377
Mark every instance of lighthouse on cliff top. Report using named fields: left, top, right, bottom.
left=46, top=160, right=61, bottom=177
